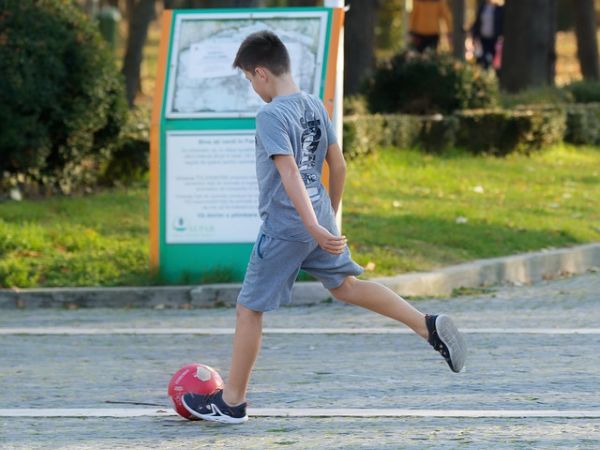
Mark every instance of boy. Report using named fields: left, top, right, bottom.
left=182, top=31, right=466, bottom=424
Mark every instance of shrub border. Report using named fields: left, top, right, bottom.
left=343, top=103, right=600, bottom=158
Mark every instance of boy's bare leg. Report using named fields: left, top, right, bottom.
left=330, top=276, right=467, bottom=373
left=222, top=304, right=263, bottom=406
left=329, top=276, right=428, bottom=339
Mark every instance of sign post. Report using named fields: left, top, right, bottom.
left=150, top=6, right=345, bottom=283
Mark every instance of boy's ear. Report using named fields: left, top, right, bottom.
left=255, top=66, right=269, bottom=81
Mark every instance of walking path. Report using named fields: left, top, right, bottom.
left=1, top=272, right=600, bottom=449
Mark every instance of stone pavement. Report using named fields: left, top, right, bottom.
left=1, top=272, right=600, bottom=449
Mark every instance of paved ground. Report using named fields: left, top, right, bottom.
left=1, top=272, right=600, bottom=449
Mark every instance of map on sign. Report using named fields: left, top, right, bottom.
left=165, top=12, right=328, bottom=118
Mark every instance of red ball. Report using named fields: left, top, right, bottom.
left=168, top=363, right=224, bottom=420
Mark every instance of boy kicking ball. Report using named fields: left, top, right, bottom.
left=183, top=31, right=467, bottom=424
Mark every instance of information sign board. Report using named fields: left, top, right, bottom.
left=150, top=7, right=344, bottom=283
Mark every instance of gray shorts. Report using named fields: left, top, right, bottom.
left=237, top=232, right=364, bottom=312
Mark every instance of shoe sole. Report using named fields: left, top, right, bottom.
left=436, top=314, right=467, bottom=373
left=181, top=396, right=249, bottom=424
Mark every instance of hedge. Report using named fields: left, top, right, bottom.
left=365, top=50, right=498, bottom=115
left=564, top=81, right=600, bottom=104
left=564, top=103, right=600, bottom=146
left=455, top=107, right=566, bottom=155
left=343, top=103, right=599, bottom=158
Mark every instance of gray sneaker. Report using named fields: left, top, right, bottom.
left=426, top=314, right=467, bottom=373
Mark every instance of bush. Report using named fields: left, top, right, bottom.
left=365, top=50, right=498, bottom=115
left=564, top=103, right=600, bottom=145
left=0, top=0, right=127, bottom=194
left=343, top=115, right=387, bottom=159
left=343, top=95, right=369, bottom=116
left=343, top=114, right=428, bottom=159
left=381, top=114, right=422, bottom=149
left=564, top=80, right=600, bottom=104
left=342, top=105, right=595, bottom=159
left=515, top=106, right=567, bottom=150
left=418, top=114, right=459, bottom=152
left=455, top=107, right=565, bottom=155
left=100, top=107, right=150, bottom=186
left=343, top=113, right=458, bottom=157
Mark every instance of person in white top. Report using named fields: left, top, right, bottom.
left=471, top=0, right=504, bottom=70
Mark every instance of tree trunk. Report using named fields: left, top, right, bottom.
left=121, top=0, right=156, bottom=107
left=344, top=0, right=380, bottom=95
left=451, top=0, right=465, bottom=61
left=500, top=0, right=557, bottom=92
left=574, top=0, right=600, bottom=80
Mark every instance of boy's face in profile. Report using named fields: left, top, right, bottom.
left=244, top=68, right=273, bottom=103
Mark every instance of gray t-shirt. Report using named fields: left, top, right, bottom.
left=255, top=91, right=337, bottom=242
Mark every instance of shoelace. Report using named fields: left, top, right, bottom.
left=436, top=342, right=449, bottom=358
left=429, top=328, right=450, bottom=359
left=191, top=391, right=219, bottom=411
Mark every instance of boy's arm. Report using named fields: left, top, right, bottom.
left=272, top=154, right=347, bottom=255
left=325, top=143, right=346, bottom=215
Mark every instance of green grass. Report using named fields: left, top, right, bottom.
left=0, top=186, right=153, bottom=287
left=344, top=144, right=600, bottom=276
left=1, top=144, right=599, bottom=287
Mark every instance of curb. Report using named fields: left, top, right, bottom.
left=375, top=242, right=600, bottom=297
left=1, top=243, right=598, bottom=309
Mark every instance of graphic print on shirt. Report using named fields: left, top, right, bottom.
left=299, top=110, right=322, bottom=202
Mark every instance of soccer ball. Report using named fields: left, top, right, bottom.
left=168, top=363, right=224, bottom=420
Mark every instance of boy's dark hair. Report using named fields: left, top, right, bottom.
left=232, top=30, right=291, bottom=76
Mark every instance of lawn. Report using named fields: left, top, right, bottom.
left=344, top=145, right=600, bottom=275
left=0, top=187, right=152, bottom=288
left=1, top=144, right=599, bottom=288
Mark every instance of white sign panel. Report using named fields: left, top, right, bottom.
left=165, top=11, right=328, bottom=118
left=166, top=132, right=260, bottom=243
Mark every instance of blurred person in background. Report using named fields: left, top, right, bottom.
left=409, top=0, right=453, bottom=53
left=470, top=0, right=504, bottom=70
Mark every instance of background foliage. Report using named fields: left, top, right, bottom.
left=0, top=0, right=127, bottom=194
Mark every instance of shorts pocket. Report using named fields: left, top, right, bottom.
left=256, top=233, right=267, bottom=259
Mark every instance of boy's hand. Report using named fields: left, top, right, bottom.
left=309, top=224, right=347, bottom=255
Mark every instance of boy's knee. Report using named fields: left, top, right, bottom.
left=236, top=303, right=263, bottom=321
left=329, top=276, right=358, bottom=300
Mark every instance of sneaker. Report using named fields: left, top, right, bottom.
left=182, top=390, right=248, bottom=424
left=425, top=314, right=467, bottom=373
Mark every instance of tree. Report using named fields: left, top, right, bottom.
left=345, top=0, right=380, bottom=95
left=451, top=0, right=465, bottom=61
left=121, top=0, right=155, bottom=106
left=500, top=0, right=558, bottom=92
left=123, top=0, right=265, bottom=107
left=574, top=0, right=600, bottom=80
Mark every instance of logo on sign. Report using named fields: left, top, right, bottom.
left=173, top=217, right=187, bottom=232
